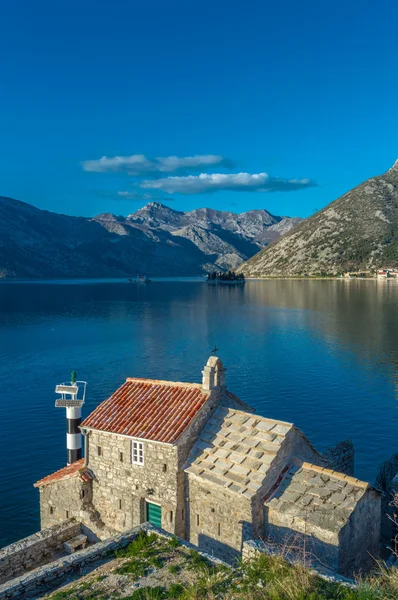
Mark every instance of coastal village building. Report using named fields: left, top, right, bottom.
left=35, top=356, right=381, bottom=576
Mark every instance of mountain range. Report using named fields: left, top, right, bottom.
left=239, top=160, right=398, bottom=277
left=0, top=197, right=301, bottom=279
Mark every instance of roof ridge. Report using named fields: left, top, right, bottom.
left=224, top=406, right=293, bottom=427
left=125, top=378, right=204, bottom=389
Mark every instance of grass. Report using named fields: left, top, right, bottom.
left=168, top=537, right=182, bottom=549
left=124, top=587, right=167, bottom=600
left=116, top=531, right=158, bottom=559
left=45, top=532, right=398, bottom=600
left=114, top=558, right=147, bottom=577
left=185, top=549, right=211, bottom=571
left=168, top=565, right=180, bottom=575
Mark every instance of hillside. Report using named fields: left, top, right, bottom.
left=0, top=198, right=301, bottom=279
left=239, top=161, right=398, bottom=277
left=37, top=530, right=397, bottom=600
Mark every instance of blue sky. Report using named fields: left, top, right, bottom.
left=1, top=0, right=398, bottom=219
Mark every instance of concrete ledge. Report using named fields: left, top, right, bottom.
left=0, top=523, right=227, bottom=599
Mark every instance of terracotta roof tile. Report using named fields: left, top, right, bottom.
left=80, top=378, right=209, bottom=443
left=34, top=459, right=86, bottom=487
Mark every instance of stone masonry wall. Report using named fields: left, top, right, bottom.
left=338, top=489, right=381, bottom=576
left=38, top=474, right=92, bottom=530
left=186, top=474, right=253, bottom=563
left=87, top=430, right=184, bottom=536
left=265, top=506, right=340, bottom=573
left=0, top=524, right=227, bottom=600
left=0, top=520, right=81, bottom=585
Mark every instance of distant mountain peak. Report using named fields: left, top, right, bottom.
left=145, top=201, right=169, bottom=209
left=0, top=196, right=302, bottom=280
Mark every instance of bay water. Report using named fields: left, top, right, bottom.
left=0, top=278, right=397, bottom=547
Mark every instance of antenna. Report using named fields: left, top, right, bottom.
left=55, top=372, right=87, bottom=465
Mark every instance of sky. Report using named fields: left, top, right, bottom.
left=1, top=0, right=398, bottom=219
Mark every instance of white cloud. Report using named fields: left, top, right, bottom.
left=82, top=154, right=234, bottom=175
left=140, top=172, right=316, bottom=195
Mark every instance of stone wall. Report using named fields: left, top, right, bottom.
left=338, top=488, right=381, bottom=576
left=0, top=524, right=227, bottom=600
left=38, top=473, right=92, bottom=530
left=265, top=505, right=340, bottom=573
left=242, top=540, right=356, bottom=587
left=87, top=430, right=184, bottom=536
left=323, top=440, right=354, bottom=476
left=0, top=520, right=81, bottom=585
left=186, top=474, right=253, bottom=562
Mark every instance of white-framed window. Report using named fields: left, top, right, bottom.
left=131, top=440, right=144, bottom=465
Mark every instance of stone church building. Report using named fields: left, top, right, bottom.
left=35, top=356, right=381, bottom=576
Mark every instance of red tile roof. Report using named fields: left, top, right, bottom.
left=34, top=459, right=85, bottom=487
left=80, top=378, right=209, bottom=443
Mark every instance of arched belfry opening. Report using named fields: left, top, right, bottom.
left=202, top=356, right=226, bottom=391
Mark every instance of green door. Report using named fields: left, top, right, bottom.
left=146, top=502, right=162, bottom=528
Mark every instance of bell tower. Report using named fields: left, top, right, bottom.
left=202, top=356, right=226, bottom=391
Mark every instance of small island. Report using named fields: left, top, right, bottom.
left=207, top=271, right=246, bottom=285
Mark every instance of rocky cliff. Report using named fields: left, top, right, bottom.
left=0, top=197, right=301, bottom=279
left=239, top=161, right=398, bottom=277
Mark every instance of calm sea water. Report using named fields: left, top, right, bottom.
left=0, top=278, right=397, bottom=547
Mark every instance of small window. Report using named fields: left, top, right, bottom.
left=120, top=452, right=124, bottom=463
left=50, top=506, right=54, bottom=515
left=162, top=464, right=167, bottom=473
left=196, top=514, right=200, bottom=527
left=218, top=523, right=221, bottom=537
left=81, top=489, right=86, bottom=499
left=182, top=510, right=184, bottom=521
left=97, top=446, right=102, bottom=456
left=131, top=440, right=144, bottom=465
left=119, top=499, right=122, bottom=510
left=170, top=511, right=173, bottom=523
left=66, top=510, right=69, bottom=519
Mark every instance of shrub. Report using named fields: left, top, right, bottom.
left=168, top=564, right=180, bottom=574
left=168, top=536, right=182, bottom=549
left=116, top=531, right=158, bottom=559
left=114, top=558, right=146, bottom=578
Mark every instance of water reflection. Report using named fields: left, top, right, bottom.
left=0, top=279, right=397, bottom=546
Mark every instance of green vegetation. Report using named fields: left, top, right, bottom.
left=45, top=533, right=398, bottom=600
left=115, top=558, right=147, bottom=577
left=207, top=271, right=245, bottom=281
left=116, top=530, right=158, bottom=558
left=168, top=536, right=182, bottom=549
left=185, top=549, right=211, bottom=571
left=168, top=564, right=180, bottom=574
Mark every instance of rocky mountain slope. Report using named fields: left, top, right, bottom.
left=239, top=161, right=398, bottom=277
left=0, top=197, right=301, bottom=279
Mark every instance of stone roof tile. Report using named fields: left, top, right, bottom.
left=264, top=462, right=371, bottom=533
left=185, top=407, right=293, bottom=497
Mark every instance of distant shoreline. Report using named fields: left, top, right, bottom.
left=1, top=275, right=396, bottom=284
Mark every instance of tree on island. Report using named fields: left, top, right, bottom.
left=207, top=270, right=245, bottom=281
